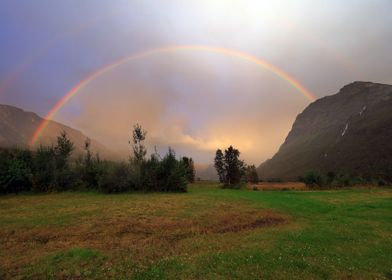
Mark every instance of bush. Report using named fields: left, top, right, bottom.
left=99, top=162, right=131, bottom=193
left=155, top=148, right=187, bottom=192
left=303, top=171, right=327, bottom=188
left=302, top=170, right=387, bottom=188
left=74, top=152, right=104, bottom=190
left=245, top=165, right=259, bottom=183
left=30, top=146, right=55, bottom=192
left=0, top=148, right=33, bottom=194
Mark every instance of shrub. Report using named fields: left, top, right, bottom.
left=74, top=139, right=104, bottom=190
left=99, top=162, right=131, bottom=193
left=245, top=165, right=259, bottom=183
left=31, top=146, right=56, bottom=192
left=303, top=171, right=327, bottom=188
left=0, top=127, right=190, bottom=194
left=182, top=157, right=195, bottom=183
left=156, top=148, right=187, bottom=192
left=0, top=148, right=33, bottom=194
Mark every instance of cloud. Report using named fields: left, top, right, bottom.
left=57, top=52, right=308, bottom=165
left=2, top=0, right=392, bottom=166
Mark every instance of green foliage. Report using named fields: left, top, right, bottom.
left=99, top=149, right=187, bottom=193
left=157, top=148, right=187, bottom=192
left=74, top=138, right=104, bottom=190
left=54, top=131, right=74, bottom=170
left=31, top=146, right=56, bottom=192
left=245, top=165, right=259, bottom=183
left=214, top=146, right=246, bottom=187
left=0, top=148, right=33, bottom=194
left=214, top=149, right=225, bottom=183
left=182, top=157, right=195, bottom=183
left=0, top=126, right=190, bottom=194
left=303, top=171, right=326, bottom=188
left=99, top=162, right=131, bottom=193
left=302, top=170, right=376, bottom=188
left=130, top=123, right=147, bottom=163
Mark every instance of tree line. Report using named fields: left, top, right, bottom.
left=0, top=124, right=195, bottom=194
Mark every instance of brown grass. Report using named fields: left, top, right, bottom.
left=0, top=198, right=287, bottom=278
left=248, top=182, right=307, bottom=191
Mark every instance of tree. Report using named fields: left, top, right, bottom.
left=31, top=145, right=56, bottom=192
left=214, top=146, right=245, bottom=187
left=214, top=149, right=225, bottom=183
left=130, top=123, right=147, bottom=163
left=79, top=138, right=103, bottom=189
left=158, top=148, right=187, bottom=192
left=246, top=165, right=259, bottom=183
left=0, top=148, right=33, bottom=194
left=182, top=157, right=195, bottom=183
left=224, top=146, right=244, bottom=186
left=53, top=131, right=74, bottom=191
left=54, top=131, right=74, bottom=170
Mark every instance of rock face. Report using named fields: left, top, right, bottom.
left=257, top=82, right=392, bottom=181
left=0, top=104, right=114, bottom=159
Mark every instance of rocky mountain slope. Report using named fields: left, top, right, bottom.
left=257, top=82, right=392, bottom=181
left=0, top=104, right=113, bottom=159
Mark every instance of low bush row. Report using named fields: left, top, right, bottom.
left=300, top=170, right=389, bottom=188
left=0, top=126, right=192, bottom=194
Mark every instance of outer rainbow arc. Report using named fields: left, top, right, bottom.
left=29, top=45, right=316, bottom=146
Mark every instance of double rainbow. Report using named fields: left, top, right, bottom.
left=29, top=45, right=316, bottom=146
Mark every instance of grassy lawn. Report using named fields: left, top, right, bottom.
left=0, top=183, right=391, bottom=279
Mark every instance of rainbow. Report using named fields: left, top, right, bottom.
left=29, top=45, right=316, bottom=146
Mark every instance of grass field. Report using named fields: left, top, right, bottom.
left=1, top=183, right=391, bottom=279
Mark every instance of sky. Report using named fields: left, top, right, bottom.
left=0, top=0, right=391, bottom=165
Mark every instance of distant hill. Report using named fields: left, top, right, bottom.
left=195, top=164, right=219, bottom=181
left=257, top=82, right=392, bottom=181
left=0, top=104, right=114, bottom=159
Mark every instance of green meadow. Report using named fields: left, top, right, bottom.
left=1, top=183, right=391, bottom=279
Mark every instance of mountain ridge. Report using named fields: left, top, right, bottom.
left=257, top=81, right=392, bottom=181
left=0, top=104, right=114, bottom=159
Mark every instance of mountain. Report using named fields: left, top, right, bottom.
left=0, top=104, right=114, bottom=159
left=195, top=164, right=219, bottom=181
left=257, top=82, right=392, bottom=181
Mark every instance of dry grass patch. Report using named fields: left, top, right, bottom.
left=0, top=198, right=287, bottom=279
left=249, top=182, right=307, bottom=191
